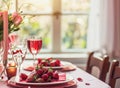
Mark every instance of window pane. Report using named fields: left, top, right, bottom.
left=18, top=16, right=52, bottom=50
left=62, top=0, right=90, bottom=12
left=18, top=0, right=52, bottom=13
left=61, top=15, right=88, bottom=50
left=0, top=0, right=15, bottom=12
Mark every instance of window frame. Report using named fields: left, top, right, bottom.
left=15, top=0, right=90, bottom=54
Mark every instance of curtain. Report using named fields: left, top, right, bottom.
left=88, top=0, right=120, bottom=58
left=87, top=0, right=100, bottom=51
left=112, top=0, right=120, bottom=58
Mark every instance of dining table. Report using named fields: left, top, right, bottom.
left=0, top=60, right=111, bottom=88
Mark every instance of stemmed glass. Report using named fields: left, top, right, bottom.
left=12, top=45, right=27, bottom=68
left=27, top=37, right=42, bottom=66
left=10, top=43, right=27, bottom=81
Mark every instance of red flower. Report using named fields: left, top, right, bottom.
left=0, top=12, right=23, bottom=41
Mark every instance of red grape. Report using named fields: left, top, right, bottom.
left=42, top=74, right=49, bottom=81
left=53, top=72, right=59, bottom=79
left=20, top=73, right=28, bottom=81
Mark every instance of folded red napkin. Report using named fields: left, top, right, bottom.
left=23, top=66, right=34, bottom=71
left=59, top=73, right=66, bottom=81
left=61, top=65, right=76, bottom=72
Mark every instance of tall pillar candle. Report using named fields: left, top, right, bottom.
left=3, top=11, right=8, bottom=63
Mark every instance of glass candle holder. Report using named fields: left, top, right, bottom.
left=6, top=62, right=17, bottom=80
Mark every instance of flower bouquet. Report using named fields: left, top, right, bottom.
left=0, top=12, right=23, bottom=41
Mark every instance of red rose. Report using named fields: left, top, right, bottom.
left=12, top=12, right=18, bottom=20
left=12, top=12, right=22, bottom=26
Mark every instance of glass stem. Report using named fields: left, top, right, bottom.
left=18, top=65, right=21, bottom=75
left=16, top=64, right=20, bottom=81
left=33, top=54, right=36, bottom=66
left=15, top=55, right=21, bottom=81
left=16, top=66, right=20, bottom=80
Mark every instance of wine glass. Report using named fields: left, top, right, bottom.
left=11, top=43, right=27, bottom=81
left=13, top=45, right=27, bottom=66
left=18, top=44, right=27, bottom=68
left=27, top=38, right=42, bottom=66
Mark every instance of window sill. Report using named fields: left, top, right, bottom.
left=25, top=53, right=88, bottom=59
left=8, top=53, right=88, bottom=64
left=9, top=53, right=88, bottom=59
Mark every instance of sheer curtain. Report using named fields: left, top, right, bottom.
left=87, top=0, right=120, bottom=58
left=87, top=0, right=100, bottom=51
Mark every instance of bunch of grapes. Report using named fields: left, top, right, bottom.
left=37, top=58, right=61, bottom=67
left=20, top=65, right=59, bottom=82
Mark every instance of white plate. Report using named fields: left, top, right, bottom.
left=14, top=74, right=73, bottom=86
left=42, top=61, right=66, bottom=70
left=43, top=61, right=68, bottom=70
left=23, top=61, right=66, bottom=71
left=43, top=65, right=64, bottom=70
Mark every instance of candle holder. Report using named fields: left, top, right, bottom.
left=6, top=62, right=17, bottom=80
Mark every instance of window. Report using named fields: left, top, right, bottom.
left=61, top=0, right=89, bottom=51
left=0, top=0, right=96, bottom=54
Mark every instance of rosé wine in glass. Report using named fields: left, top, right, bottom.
left=27, top=39, right=42, bottom=65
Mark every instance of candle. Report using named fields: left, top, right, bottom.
left=6, top=62, right=17, bottom=80
left=6, top=66, right=17, bottom=80
left=3, top=11, right=8, bottom=61
left=9, top=62, right=16, bottom=67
